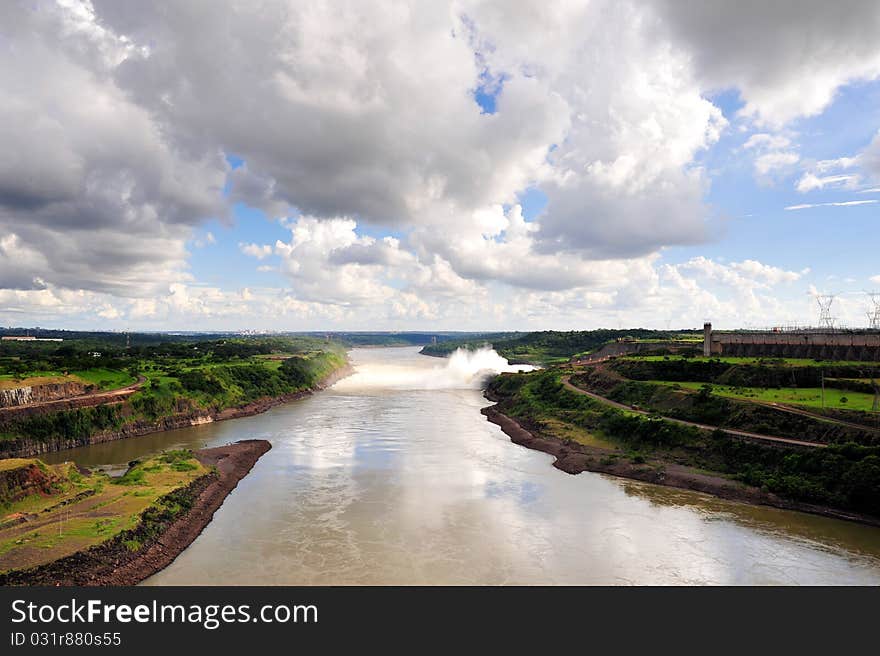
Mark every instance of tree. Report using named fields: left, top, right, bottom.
left=697, top=384, right=714, bottom=401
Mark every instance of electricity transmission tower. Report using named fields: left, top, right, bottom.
left=816, top=294, right=836, bottom=329
left=867, top=292, right=880, bottom=330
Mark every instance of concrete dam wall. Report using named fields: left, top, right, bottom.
left=703, top=324, right=880, bottom=361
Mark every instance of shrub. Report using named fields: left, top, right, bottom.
left=113, top=468, right=146, bottom=486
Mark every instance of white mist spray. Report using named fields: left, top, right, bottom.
left=335, top=347, right=536, bottom=391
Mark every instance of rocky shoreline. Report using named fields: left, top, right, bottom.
left=0, top=440, right=271, bottom=586
left=482, top=402, right=880, bottom=528
left=2, top=364, right=354, bottom=458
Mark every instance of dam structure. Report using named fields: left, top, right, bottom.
left=702, top=323, right=880, bottom=361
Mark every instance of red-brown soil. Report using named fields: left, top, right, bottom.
left=0, top=462, right=61, bottom=505
left=0, top=440, right=271, bottom=586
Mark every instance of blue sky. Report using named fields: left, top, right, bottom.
left=676, top=82, right=879, bottom=282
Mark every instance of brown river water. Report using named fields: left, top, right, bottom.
left=44, top=347, right=880, bottom=584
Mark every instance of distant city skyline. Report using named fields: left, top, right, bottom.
left=1, top=1, right=879, bottom=331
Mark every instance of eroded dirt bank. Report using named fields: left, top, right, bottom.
left=481, top=403, right=880, bottom=528
left=2, top=364, right=353, bottom=458
left=0, top=439, right=271, bottom=586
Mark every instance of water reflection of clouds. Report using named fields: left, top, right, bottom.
left=484, top=479, right=543, bottom=505
left=615, top=478, right=880, bottom=566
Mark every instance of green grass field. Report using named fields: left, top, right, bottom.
left=71, top=368, right=136, bottom=390
left=652, top=380, right=879, bottom=412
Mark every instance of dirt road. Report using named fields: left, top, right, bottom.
left=561, top=376, right=825, bottom=449
left=755, top=399, right=880, bottom=433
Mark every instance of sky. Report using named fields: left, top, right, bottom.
left=1, top=0, right=880, bottom=332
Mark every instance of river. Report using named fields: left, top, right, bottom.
left=44, top=347, right=880, bottom=584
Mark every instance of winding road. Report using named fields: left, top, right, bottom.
left=561, top=375, right=826, bottom=449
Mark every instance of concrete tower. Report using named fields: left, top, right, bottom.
left=703, top=322, right=712, bottom=357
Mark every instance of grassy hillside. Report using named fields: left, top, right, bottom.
left=572, top=367, right=878, bottom=444
left=0, top=336, right=348, bottom=450
left=608, top=356, right=880, bottom=424
left=614, top=355, right=880, bottom=383
left=488, top=368, right=880, bottom=516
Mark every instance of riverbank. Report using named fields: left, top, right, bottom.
left=0, top=439, right=271, bottom=586
left=1, top=363, right=353, bottom=458
left=482, top=402, right=880, bottom=527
